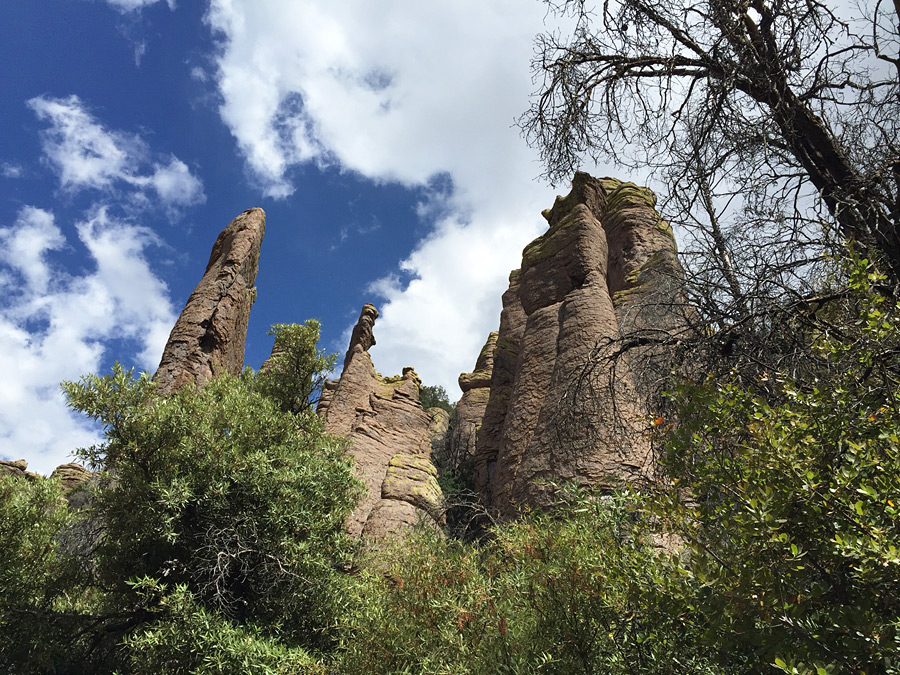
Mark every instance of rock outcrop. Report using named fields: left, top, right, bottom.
left=1, top=459, right=95, bottom=508
left=51, top=463, right=94, bottom=491
left=154, top=208, right=265, bottom=395
left=319, top=305, right=445, bottom=540
left=473, top=173, right=685, bottom=518
left=0, top=459, right=40, bottom=481
left=447, top=332, right=497, bottom=476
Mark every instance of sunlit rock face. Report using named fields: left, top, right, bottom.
left=318, top=304, right=445, bottom=540
left=154, top=208, right=265, bottom=396
left=473, top=173, right=686, bottom=519
left=1, top=458, right=95, bottom=509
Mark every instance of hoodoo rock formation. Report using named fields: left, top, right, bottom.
left=472, top=173, right=685, bottom=518
left=318, top=305, right=445, bottom=540
left=154, top=208, right=265, bottom=395
left=5, top=173, right=687, bottom=540
left=447, top=331, right=497, bottom=475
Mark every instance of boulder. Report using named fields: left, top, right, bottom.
left=0, top=459, right=39, bottom=481
left=50, top=462, right=93, bottom=491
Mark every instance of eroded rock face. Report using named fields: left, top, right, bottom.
left=154, top=208, right=265, bottom=395
left=473, top=173, right=685, bottom=518
left=448, top=332, right=497, bottom=476
left=50, top=463, right=93, bottom=491
left=319, top=305, right=445, bottom=540
left=0, top=459, right=39, bottom=481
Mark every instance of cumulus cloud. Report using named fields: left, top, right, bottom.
left=0, top=206, right=177, bottom=475
left=206, top=0, right=583, bottom=394
left=28, top=95, right=205, bottom=213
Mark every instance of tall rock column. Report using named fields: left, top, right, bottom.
left=474, top=173, right=684, bottom=517
left=318, top=305, right=445, bottom=540
left=448, top=332, right=497, bottom=477
left=154, top=208, right=265, bottom=395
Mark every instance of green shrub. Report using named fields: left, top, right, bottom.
left=340, top=490, right=716, bottom=675
left=653, top=260, right=900, bottom=674
left=0, top=321, right=360, bottom=673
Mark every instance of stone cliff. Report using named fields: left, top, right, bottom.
left=471, top=173, right=685, bottom=518
left=318, top=305, right=446, bottom=540
left=154, top=208, right=265, bottom=395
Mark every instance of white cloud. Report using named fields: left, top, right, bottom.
left=28, top=95, right=205, bottom=212
left=1, top=163, right=24, bottom=178
left=0, top=206, right=177, bottom=475
left=206, top=1, right=585, bottom=395
left=0, top=207, right=65, bottom=295
left=102, top=0, right=176, bottom=12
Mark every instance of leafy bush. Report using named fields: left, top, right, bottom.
left=0, top=474, right=82, bottom=671
left=419, top=384, right=455, bottom=416
left=121, top=580, right=326, bottom=674
left=340, top=490, right=716, bottom=675
left=652, top=260, right=900, bottom=674
left=0, top=321, right=360, bottom=673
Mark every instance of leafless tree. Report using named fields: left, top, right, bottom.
left=522, top=0, right=900, bottom=293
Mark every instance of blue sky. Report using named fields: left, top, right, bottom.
left=0, top=0, right=601, bottom=473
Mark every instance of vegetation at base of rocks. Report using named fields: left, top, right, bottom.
left=340, top=491, right=717, bottom=675
left=342, top=260, right=900, bottom=675
left=0, top=321, right=360, bottom=674
left=120, top=581, right=327, bottom=675
left=0, top=474, right=80, bottom=670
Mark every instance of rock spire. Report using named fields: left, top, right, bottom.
left=446, top=331, right=497, bottom=476
left=153, top=208, right=265, bottom=395
left=318, top=305, right=445, bottom=540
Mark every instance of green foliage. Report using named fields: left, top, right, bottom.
left=340, top=491, right=716, bottom=675
left=0, top=322, right=360, bottom=673
left=419, top=384, right=455, bottom=416
left=337, top=258, right=900, bottom=675
left=64, top=367, right=359, bottom=650
left=0, top=474, right=83, bottom=671
left=654, top=259, right=900, bottom=674
left=252, top=320, right=337, bottom=416
left=122, top=580, right=326, bottom=674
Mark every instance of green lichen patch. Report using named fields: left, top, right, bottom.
left=603, top=181, right=657, bottom=213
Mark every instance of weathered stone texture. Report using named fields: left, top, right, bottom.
left=0, top=459, right=39, bottom=481
left=50, top=463, right=93, bottom=491
left=474, top=173, right=685, bottom=518
left=449, top=332, right=497, bottom=475
left=1, top=459, right=95, bottom=508
left=319, top=305, right=445, bottom=540
left=154, top=208, right=265, bottom=395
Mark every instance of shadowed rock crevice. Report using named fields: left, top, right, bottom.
left=447, top=331, right=497, bottom=477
